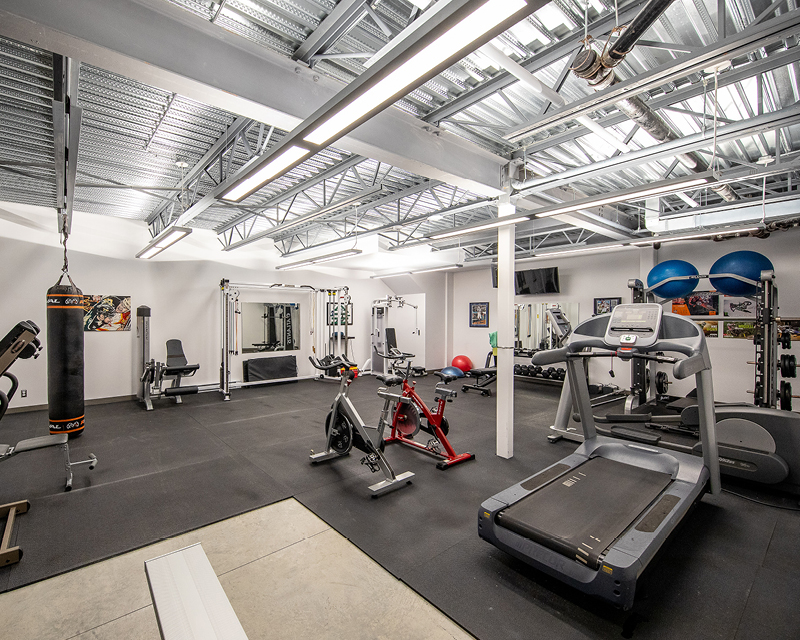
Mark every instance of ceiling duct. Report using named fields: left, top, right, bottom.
left=570, top=0, right=737, bottom=203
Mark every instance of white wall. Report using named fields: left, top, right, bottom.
left=445, top=233, right=800, bottom=403
left=0, top=202, right=395, bottom=409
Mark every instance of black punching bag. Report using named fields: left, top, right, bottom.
left=46, top=275, right=85, bottom=437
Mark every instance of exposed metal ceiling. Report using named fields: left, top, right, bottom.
left=1, top=0, right=799, bottom=263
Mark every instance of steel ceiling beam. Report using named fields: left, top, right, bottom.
left=145, top=116, right=255, bottom=225
left=422, top=0, right=649, bottom=124
left=512, top=45, right=800, bottom=159
left=0, top=0, right=506, bottom=196
left=504, top=9, right=800, bottom=142
left=292, top=0, right=368, bottom=65
left=514, top=102, right=800, bottom=195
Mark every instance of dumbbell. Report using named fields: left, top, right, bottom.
left=513, top=364, right=521, bottom=376
left=532, top=365, right=542, bottom=376
left=557, top=369, right=566, bottom=380
left=781, top=354, right=796, bottom=378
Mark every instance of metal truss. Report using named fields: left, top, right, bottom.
left=146, top=117, right=271, bottom=236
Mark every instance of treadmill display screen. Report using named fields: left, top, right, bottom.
left=605, top=303, right=663, bottom=348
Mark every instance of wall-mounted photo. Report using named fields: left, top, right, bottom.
left=697, top=321, right=719, bottom=338
left=722, top=295, right=755, bottom=317
left=83, top=295, right=131, bottom=331
left=593, top=297, right=622, bottom=316
left=723, top=321, right=756, bottom=340
left=672, top=292, right=719, bottom=316
left=470, top=302, right=489, bottom=328
left=327, top=301, right=353, bottom=326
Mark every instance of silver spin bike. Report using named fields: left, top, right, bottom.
left=309, top=355, right=414, bottom=497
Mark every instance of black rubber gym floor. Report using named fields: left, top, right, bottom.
left=1, top=376, right=799, bottom=639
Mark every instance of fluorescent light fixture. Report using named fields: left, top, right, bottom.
left=409, top=0, right=433, bottom=8
left=222, top=145, right=311, bottom=202
left=370, top=271, right=412, bottom=279
left=277, top=248, right=363, bottom=270
left=303, top=0, right=527, bottom=146
left=411, top=264, right=464, bottom=274
left=631, top=227, right=761, bottom=246
left=534, top=177, right=710, bottom=218
left=533, top=243, right=624, bottom=258
left=135, top=225, right=192, bottom=259
left=431, top=216, right=530, bottom=240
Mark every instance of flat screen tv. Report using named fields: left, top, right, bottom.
left=515, top=267, right=560, bottom=295
left=491, top=266, right=560, bottom=295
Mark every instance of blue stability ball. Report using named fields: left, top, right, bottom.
left=709, top=251, right=774, bottom=296
left=647, top=260, right=699, bottom=299
left=440, top=366, right=465, bottom=378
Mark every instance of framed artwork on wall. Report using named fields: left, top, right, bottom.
left=593, top=297, right=622, bottom=316
left=83, top=295, right=132, bottom=331
left=470, top=302, right=489, bottom=328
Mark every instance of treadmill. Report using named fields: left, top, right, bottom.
left=478, top=303, right=720, bottom=610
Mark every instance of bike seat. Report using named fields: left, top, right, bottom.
left=376, top=374, right=404, bottom=387
left=434, top=371, right=456, bottom=384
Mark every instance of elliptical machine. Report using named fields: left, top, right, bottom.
left=309, top=355, right=414, bottom=497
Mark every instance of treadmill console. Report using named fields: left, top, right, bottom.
left=604, top=303, right=662, bottom=349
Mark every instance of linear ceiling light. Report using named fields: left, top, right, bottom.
left=222, top=146, right=311, bottom=201
left=411, top=264, right=464, bottom=274
left=531, top=243, right=624, bottom=258
left=277, top=248, right=363, bottom=270
left=631, top=226, right=761, bottom=246
left=304, top=0, right=526, bottom=146
left=534, top=177, right=710, bottom=218
left=430, top=216, right=530, bottom=240
left=135, top=225, right=192, bottom=259
left=219, top=0, right=541, bottom=203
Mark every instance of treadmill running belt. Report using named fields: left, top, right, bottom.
left=496, top=457, right=672, bottom=569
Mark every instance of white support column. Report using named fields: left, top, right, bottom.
left=496, top=195, right=516, bottom=458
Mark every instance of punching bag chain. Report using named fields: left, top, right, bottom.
left=61, top=229, right=69, bottom=274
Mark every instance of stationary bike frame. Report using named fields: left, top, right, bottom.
left=309, top=355, right=414, bottom=496
left=385, top=371, right=475, bottom=470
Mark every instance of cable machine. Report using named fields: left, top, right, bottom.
left=369, top=296, right=419, bottom=375
left=219, top=280, right=350, bottom=400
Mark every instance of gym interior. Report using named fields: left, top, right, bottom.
left=1, top=0, right=800, bottom=638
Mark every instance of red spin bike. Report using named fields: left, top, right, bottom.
left=378, top=354, right=475, bottom=470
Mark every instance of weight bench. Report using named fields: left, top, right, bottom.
left=145, top=543, right=249, bottom=640
left=1, top=321, right=97, bottom=566
left=462, top=351, right=496, bottom=397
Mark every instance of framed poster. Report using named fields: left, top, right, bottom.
left=672, top=292, right=719, bottom=316
left=326, top=302, right=353, bottom=326
left=470, top=302, right=489, bottom=328
left=594, top=297, right=622, bottom=316
left=83, top=295, right=132, bottom=331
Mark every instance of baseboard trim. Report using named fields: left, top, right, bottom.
left=6, top=395, right=137, bottom=414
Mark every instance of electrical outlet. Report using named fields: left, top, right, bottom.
left=20, top=390, right=27, bottom=397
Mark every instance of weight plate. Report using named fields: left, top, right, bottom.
left=655, top=371, right=670, bottom=395
left=781, top=380, right=793, bottom=411
left=325, top=410, right=354, bottom=455
left=782, top=331, right=792, bottom=350
left=394, top=402, right=420, bottom=437
left=782, top=354, right=797, bottom=378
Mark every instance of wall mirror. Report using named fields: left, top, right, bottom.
left=241, top=302, right=300, bottom=353
left=515, top=302, right=580, bottom=351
